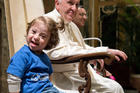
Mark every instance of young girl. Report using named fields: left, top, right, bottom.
left=7, top=16, right=63, bottom=93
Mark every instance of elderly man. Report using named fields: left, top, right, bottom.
left=44, top=0, right=127, bottom=93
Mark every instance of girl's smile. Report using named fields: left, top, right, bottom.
left=26, top=21, right=50, bottom=54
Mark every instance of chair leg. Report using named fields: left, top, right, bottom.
left=78, top=60, right=91, bottom=93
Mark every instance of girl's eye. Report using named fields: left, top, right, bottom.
left=41, top=35, right=47, bottom=39
left=32, top=30, right=36, bottom=34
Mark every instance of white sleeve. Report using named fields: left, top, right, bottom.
left=7, top=74, right=21, bottom=92
left=85, top=43, right=108, bottom=52
left=45, top=21, right=108, bottom=60
left=46, top=41, right=108, bottom=60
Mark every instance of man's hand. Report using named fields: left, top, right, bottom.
left=107, top=49, right=128, bottom=62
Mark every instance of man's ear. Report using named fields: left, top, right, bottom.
left=55, top=0, right=59, bottom=6
left=55, top=0, right=60, bottom=10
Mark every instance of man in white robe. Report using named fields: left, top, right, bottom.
left=44, top=0, right=127, bottom=93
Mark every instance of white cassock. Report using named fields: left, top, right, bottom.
left=43, top=9, right=124, bottom=93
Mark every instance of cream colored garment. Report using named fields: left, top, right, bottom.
left=52, top=64, right=124, bottom=93
left=43, top=9, right=124, bottom=93
left=44, top=9, right=108, bottom=60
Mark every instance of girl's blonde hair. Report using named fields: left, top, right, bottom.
left=26, top=16, right=64, bottom=50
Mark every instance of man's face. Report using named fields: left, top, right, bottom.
left=56, top=0, right=80, bottom=22
left=73, top=8, right=87, bottom=27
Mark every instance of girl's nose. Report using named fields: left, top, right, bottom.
left=34, top=34, right=39, bottom=41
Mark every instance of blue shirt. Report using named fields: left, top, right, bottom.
left=7, top=45, right=53, bottom=93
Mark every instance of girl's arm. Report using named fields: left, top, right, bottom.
left=7, top=74, right=21, bottom=93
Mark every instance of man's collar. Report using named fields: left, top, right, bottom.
left=54, top=8, right=61, bottom=17
left=54, top=8, right=72, bottom=24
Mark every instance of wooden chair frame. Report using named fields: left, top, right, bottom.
left=51, top=52, right=115, bottom=93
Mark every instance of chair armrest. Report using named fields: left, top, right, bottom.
left=51, top=52, right=115, bottom=65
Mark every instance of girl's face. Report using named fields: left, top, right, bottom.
left=26, top=21, right=50, bottom=54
